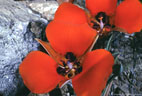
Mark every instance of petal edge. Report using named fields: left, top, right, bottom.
left=72, top=49, right=114, bottom=96
left=19, top=51, right=64, bottom=93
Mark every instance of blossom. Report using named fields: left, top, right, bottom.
left=19, top=3, right=114, bottom=96
left=86, top=0, right=142, bottom=34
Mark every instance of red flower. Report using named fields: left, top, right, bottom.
left=19, top=3, right=114, bottom=96
left=86, top=0, right=142, bottom=34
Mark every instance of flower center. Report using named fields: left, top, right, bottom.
left=56, top=52, right=82, bottom=79
left=92, top=12, right=111, bottom=35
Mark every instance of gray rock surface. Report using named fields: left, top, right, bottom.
left=28, top=1, right=59, bottom=20
left=26, top=0, right=86, bottom=21
left=109, top=32, right=142, bottom=95
left=0, top=0, right=48, bottom=96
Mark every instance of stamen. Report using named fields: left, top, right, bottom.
left=91, top=12, right=112, bottom=35
left=56, top=52, right=83, bottom=79
left=66, top=69, right=75, bottom=79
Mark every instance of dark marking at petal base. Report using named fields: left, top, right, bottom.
left=65, top=52, right=76, bottom=62
left=93, top=22, right=100, bottom=30
left=57, top=67, right=66, bottom=75
left=76, top=66, right=82, bottom=74
left=95, top=12, right=109, bottom=24
left=57, top=52, right=83, bottom=79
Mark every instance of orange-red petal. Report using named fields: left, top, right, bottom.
left=72, top=49, right=114, bottom=96
left=115, top=0, right=142, bottom=34
left=46, top=21, right=97, bottom=57
left=86, top=0, right=117, bottom=16
left=19, top=51, right=64, bottom=94
left=54, top=2, right=87, bottom=24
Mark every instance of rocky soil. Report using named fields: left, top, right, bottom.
left=94, top=31, right=142, bottom=96
left=0, top=0, right=48, bottom=96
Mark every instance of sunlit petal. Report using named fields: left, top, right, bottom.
left=46, top=21, right=97, bottom=57
left=19, top=51, right=64, bottom=94
left=72, top=49, right=114, bottom=96
left=54, top=2, right=87, bottom=24
left=115, top=0, right=142, bottom=34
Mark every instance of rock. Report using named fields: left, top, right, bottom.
left=28, top=93, right=50, bottom=96
left=28, top=1, right=59, bottom=20
left=94, top=31, right=142, bottom=95
left=74, top=0, right=85, bottom=7
left=0, top=0, right=48, bottom=96
left=27, top=0, right=86, bottom=21
left=28, top=19, right=48, bottom=40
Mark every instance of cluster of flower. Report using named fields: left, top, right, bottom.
left=19, top=0, right=142, bottom=96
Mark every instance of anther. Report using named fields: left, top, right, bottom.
left=66, top=69, right=75, bottom=79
